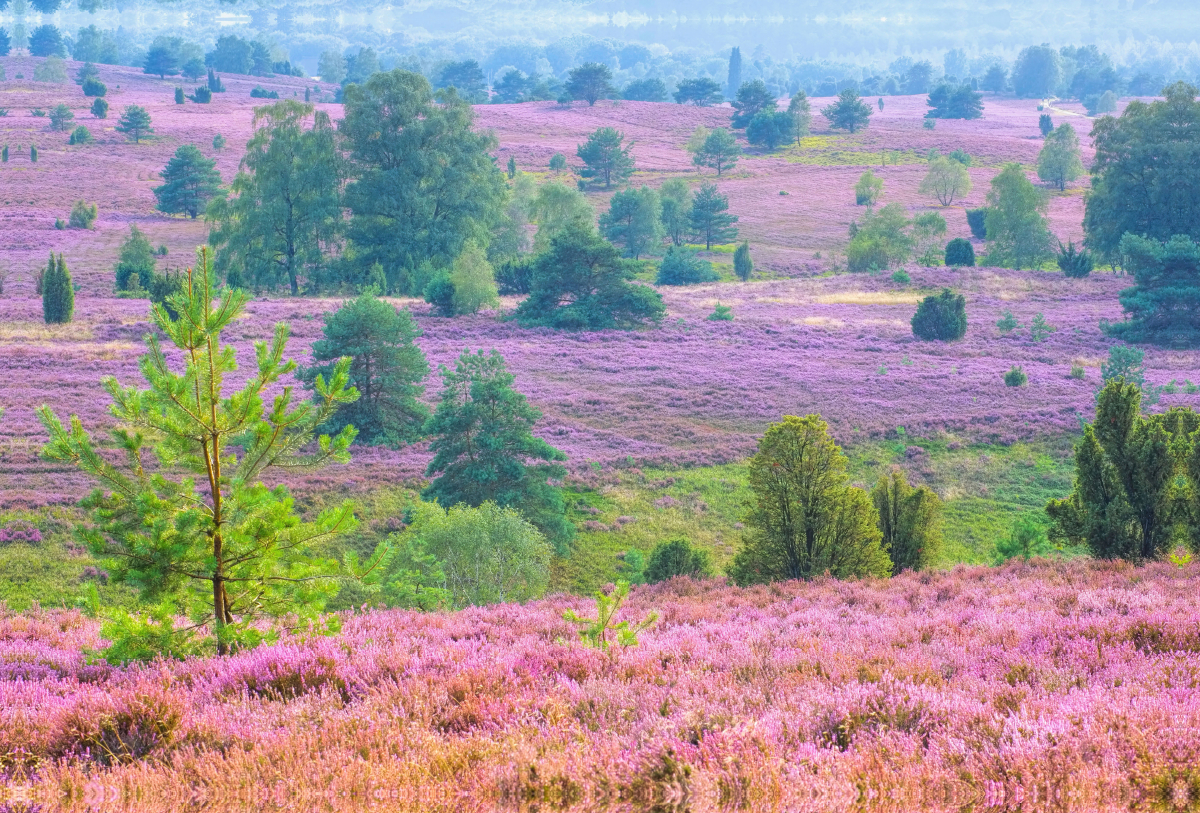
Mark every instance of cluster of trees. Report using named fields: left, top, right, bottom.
left=598, top=180, right=738, bottom=260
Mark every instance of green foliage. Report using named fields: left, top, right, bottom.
left=730, top=415, right=892, bottom=584
left=984, top=163, right=1054, bottom=270
left=1046, top=380, right=1200, bottom=561
left=1057, top=240, right=1094, bottom=278
left=730, top=79, right=775, bottom=129
left=1105, top=233, right=1200, bottom=347
left=911, top=288, right=967, bottom=341
left=733, top=242, right=753, bottom=281
left=530, top=181, right=594, bottom=253
left=673, top=77, right=723, bottom=106
left=787, top=91, right=812, bottom=143
left=191, top=86, right=212, bottom=104
left=622, top=77, right=668, bottom=102
left=207, top=69, right=225, bottom=93
left=1037, top=123, right=1085, bottom=191
left=707, top=303, right=734, bottom=321
left=995, top=516, right=1053, bottom=563
left=996, top=310, right=1020, bottom=334
left=659, top=179, right=692, bottom=247
left=340, top=71, right=505, bottom=294
left=115, top=225, right=156, bottom=291
left=746, top=110, right=796, bottom=151
left=1038, top=114, right=1054, bottom=137
left=919, top=156, right=972, bottom=206
left=423, top=273, right=456, bottom=317
left=564, top=581, right=658, bottom=651
left=1013, top=46, right=1062, bottom=98
left=68, top=200, right=97, bottom=229
left=423, top=350, right=573, bottom=549
left=890, top=269, right=910, bottom=284
left=620, top=549, right=646, bottom=584
left=871, top=469, right=942, bottom=575
left=450, top=242, right=499, bottom=314
left=250, top=86, right=280, bottom=99
left=854, top=170, right=883, bottom=206
left=506, top=155, right=517, bottom=179
left=68, top=125, right=91, bottom=145
left=299, top=293, right=429, bottom=448
left=33, top=56, right=68, bottom=82
left=925, top=83, right=983, bottom=119
left=644, top=539, right=712, bottom=583
left=435, top=59, right=488, bottom=103
left=38, top=248, right=363, bottom=658
left=517, top=225, right=664, bottom=330
left=91, top=98, right=109, bottom=119
left=600, top=186, right=663, bottom=259
left=549, top=152, right=566, bottom=172
left=847, top=203, right=911, bottom=272
left=212, top=133, right=226, bottom=151
left=115, top=105, right=153, bottom=143
left=174, top=87, right=184, bottom=105
left=1102, top=345, right=1146, bottom=389
left=949, top=150, right=972, bottom=166
left=656, top=245, right=717, bottom=286
left=209, top=102, right=340, bottom=295
left=965, top=208, right=988, bottom=240
left=688, top=183, right=738, bottom=249
left=692, top=127, right=740, bottom=176
left=945, top=238, right=975, bottom=267
left=821, top=88, right=873, bottom=133
left=1004, top=366, right=1028, bottom=387
left=400, top=501, right=552, bottom=609
left=911, top=211, right=948, bottom=266
left=41, top=253, right=74, bottom=324
left=48, top=103, right=74, bottom=132
left=1029, top=313, right=1055, bottom=342
left=577, top=126, right=634, bottom=188
left=565, top=62, right=616, bottom=106
left=81, top=75, right=106, bottom=97
left=154, top=145, right=221, bottom=219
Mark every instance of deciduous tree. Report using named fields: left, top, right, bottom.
left=919, top=156, right=972, bottom=206
left=600, top=186, right=663, bottom=259
left=566, top=62, right=616, bottom=106
left=984, top=163, right=1053, bottom=269
left=871, top=469, right=943, bottom=575
left=1037, top=122, right=1085, bottom=190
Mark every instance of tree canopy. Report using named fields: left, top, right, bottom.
left=925, top=83, right=983, bottom=119
left=566, top=62, right=616, bottom=105
left=674, top=77, right=723, bottom=106
left=154, top=145, right=222, bottom=219
left=576, top=127, right=634, bottom=189
left=1105, top=233, right=1200, bottom=347
left=1037, top=122, right=1086, bottom=191
left=984, top=163, right=1053, bottom=269
left=919, top=156, right=972, bottom=206
left=600, top=186, right=663, bottom=259
left=730, top=80, right=776, bottom=129
left=692, top=127, right=741, bottom=176
left=822, top=89, right=873, bottom=133
left=688, top=183, right=738, bottom=249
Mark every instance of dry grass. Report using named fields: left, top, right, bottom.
left=0, top=322, right=94, bottom=342
left=815, top=291, right=925, bottom=305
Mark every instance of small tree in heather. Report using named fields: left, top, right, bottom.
left=984, top=163, right=1054, bottom=270
left=298, top=293, right=429, bottom=448
left=944, top=237, right=975, bottom=267
left=154, top=145, right=222, bottom=218
left=822, top=89, right=873, bottom=133
left=1037, top=122, right=1085, bottom=191
left=659, top=179, right=692, bottom=246
left=91, top=98, right=109, bottom=119
left=855, top=170, right=883, bottom=206
left=39, top=248, right=365, bottom=660
left=787, top=90, right=811, bottom=144
left=515, top=224, right=665, bottom=330
left=114, top=225, right=157, bottom=291
left=693, top=127, right=740, bottom=176
left=49, top=103, right=74, bottom=131
left=912, top=288, right=967, bottom=341
left=115, top=105, right=153, bottom=143
left=730, top=415, right=892, bottom=585
left=1105, top=234, right=1200, bottom=347
left=42, top=253, right=73, bottom=324
left=1038, top=113, right=1053, bottom=137
left=734, top=242, right=753, bottom=281
left=644, top=539, right=712, bottom=584
left=577, top=127, right=634, bottom=188
left=68, top=200, right=98, bottom=229
left=600, top=186, right=663, bottom=259
left=656, top=245, right=717, bottom=285
left=919, top=156, right=972, bottom=206
left=746, top=111, right=796, bottom=151
left=871, top=469, right=943, bottom=575
left=423, top=349, right=574, bottom=549
left=730, top=79, right=776, bottom=128
left=1057, top=240, right=1094, bottom=278
left=566, top=62, right=616, bottom=106
left=688, top=183, right=738, bottom=249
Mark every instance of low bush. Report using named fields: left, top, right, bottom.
left=1057, top=241, right=1093, bottom=278
left=190, top=86, right=212, bottom=104
left=944, top=237, right=975, bottom=267
left=68, top=200, right=98, bottom=229
left=1004, top=366, right=1028, bottom=387
left=965, top=208, right=988, bottom=240
left=250, top=86, right=280, bottom=99
left=82, top=77, right=106, bottom=97
left=707, top=303, right=734, bottom=321
left=644, top=539, right=713, bottom=584
left=68, top=125, right=91, bottom=145
left=911, top=289, right=967, bottom=341
left=656, top=246, right=718, bottom=286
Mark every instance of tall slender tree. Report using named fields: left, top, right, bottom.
left=688, top=183, right=738, bottom=249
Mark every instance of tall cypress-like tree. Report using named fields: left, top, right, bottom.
left=42, top=253, right=74, bottom=324
left=209, top=102, right=341, bottom=295
left=423, top=349, right=573, bottom=549
left=726, top=46, right=742, bottom=100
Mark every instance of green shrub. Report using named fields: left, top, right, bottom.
left=549, top=152, right=567, bottom=171
left=965, top=208, right=988, bottom=240
left=944, top=237, right=975, bottom=267
left=91, top=98, right=109, bottom=119
left=1004, top=366, right=1028, bottom=387
left=948, top=149, right=972, bottom=166
left=1070, top=363, right=1086, bottom=379
left=191, top=86, right=212, bottom=104
left=1056, top=240, right=1093, bottom=278
left=174, top=87, right=184, bottom=105
left=707, top=303, right=734, bottom=321
left=911, top=288, right=967, bottom=341
left=42, top=254, right=74, bottom=324
left=890, top=269, right=910, bottom=284
left=82, top=77, right=106, bottom=97
left=212, top=133, right=226, bottom=151
left=644, top=539, right=713, bottom=584
left=996, top=310, right=1019, bottom=333
left=854, top=170, right=883, bottom=206
left=68, top=200, right=97, bottom=229
left=423, top=273, right=456, bottom=317
left=68, top=125, right=91, bottom=145
left=656, top=246, right=718, bottom=286
left=733, top=242, right=753, bottom=281
left=1029, top=312, right=1054, bottom=343
left=250, top=86, right=280, bottom=99
left=1101, top=344, right=1145, bottom=388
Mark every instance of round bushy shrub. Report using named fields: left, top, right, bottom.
left=191, top=86, right=212, bottom=104
left=656, top=246, right=718, bottom=286
left=91, top=97, right=108, bottom=119
left=911, top=288, right=967, bottom=341
left=68, top=125, right=91, bottom=145
left=1004, top=366, right=1028, bottom=387
left=965, top=208, right=988, bottom=240
left=82, top=77, right=106, bottom=97
left=644, top=539, right=713, bottom=584
left=1057, top=240, right=1094, bottom=278
left=944, top=237, right=975, bottom=267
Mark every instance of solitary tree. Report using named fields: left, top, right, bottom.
left=674, top=77, right=723, bottom=106
left=919, top=156, right=972, bottom=206
left=984, top=163, right=1054, bottom=269
left=208, top=102, right=341, bottom=295
left=688, top=183, right=738, bottom=249
left=692, top=127, right=741, bottom=176
left=1105, top=233, right=1200, bottom=347
left=448, top=242, right=499, bottom=315
left=143, top=45, right=179, bottom=79
left=423, top=349, right=573, bottom=548
left=1037, top=122, right=1085, bottom=190
left=734, top=242, right=753, bottom=281
left=854, top=170, right=884, bottom=206
left=38, top=248, right=364, bottom=659
left=435, top=59, right=487, bottom=103
left=600, top=186, right=663, bottom=259
left=41, top=253, right=73, bottom=324
left=871, top=469, right=943, bottom=575
left=154, top=145, right=222, bottom=218
left=730, top=79, right=776, bottom=128
left=822, top=89, right=873, bottom=133
left=566, top=62, right=616, bottom=106
left=730, top=415, right=892, bottom=585
left=48, top=104, right=74, bottom=132
left=299, top=293, right=429, bottom=448
left=659, top=179, right=692, bottom=246
left=911, top=288, right=967, bottom=341
left=577, top=127, right=635, bottom=188
left=644, top=539, right=712, bottom=584
left=515, top=224, right=665, bottom=330
left=787, top=90, right=811, bottom=144
left=115, top=105, right=154, bottom=143
left=114, top=225, right=157, bottom=291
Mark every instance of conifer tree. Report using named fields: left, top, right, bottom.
left=154, top=144, right=222, bottom=218
left=576, top=127, right=634, bottom=188
left=115, top=104, right=153, bottom=143
left=734, top=242, right=753, bottom=281
left=688, top=183, right=738, bottom=249
left=42, top=253, right=74, bottom=324
left=38, top=248, right=365, bottom=659
left=871, top=469, right=943, bottom=574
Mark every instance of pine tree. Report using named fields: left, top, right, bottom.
left=41, top=253, right=74, bottom=324
left=576, top=127, right=634, bottom=189
left=423, top=349, right=574, bottom=549
left=115, top=104, right=154, bottom=143
left=154, top=144, right=222, bottom=218
left=693, top=127, right=741, bottom=176
left=688, top=183, right=738, bottom=249
left=38, top=248, right=364, bottom=659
